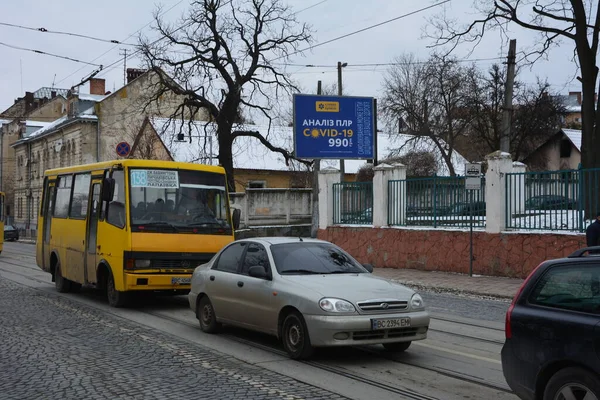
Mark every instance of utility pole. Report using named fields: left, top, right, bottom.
left=119, top=48, right=128, bottom=86
left=500, top=39, right=516, bottom=154
left=337, top=61, right=347, bottom=182
left=311, top=80, right=322, bottom=238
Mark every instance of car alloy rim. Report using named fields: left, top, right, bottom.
left=202, top=304, right=213, bottom=325
left=555, top=383, right=598, bottom=400
left=287, top=321, right=302, bottom=348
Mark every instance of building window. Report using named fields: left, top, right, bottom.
left=560, top=139, right=572, bottom=158
left=18, top=197, right=22, bottom=218
left=247, top=180, right=266, bottom=189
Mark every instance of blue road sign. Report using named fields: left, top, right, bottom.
left=116, top=141, right=131, bottom=157
left=293, top=94, right=375, bottom=159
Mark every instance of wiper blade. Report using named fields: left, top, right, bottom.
left=280, top=269, right=322, bottom=275
left=188, top=221, right=225, bottom=227
left=328, top=270, right=361, bottom=274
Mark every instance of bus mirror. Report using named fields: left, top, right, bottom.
left=232, top=208, right=241, bottom=230
left=102, top=178, right=115, bottom=202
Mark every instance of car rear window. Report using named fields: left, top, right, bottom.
left=529, top=264, right=600, bottom=314
left=270, top=243, right=366, bottom=275
left=4, top=226, right=14, bottom=231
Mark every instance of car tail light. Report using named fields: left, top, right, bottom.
left=505, top=262, right=544, bottom=339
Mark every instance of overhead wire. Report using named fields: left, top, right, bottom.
left=0, top=21, right=137, bottom=46
left=0, top=41, right=101, bottom=66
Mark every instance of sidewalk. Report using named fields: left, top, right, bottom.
left=372, top=268, right=523, bottom=300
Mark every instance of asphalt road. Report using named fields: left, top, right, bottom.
left=0, top=241, right=518, bottom=400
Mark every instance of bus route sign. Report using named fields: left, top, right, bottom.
left=293, top=94, right=375, bottom=159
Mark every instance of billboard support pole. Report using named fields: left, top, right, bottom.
left=311, top=81, right=323, bottom=238
left=338, top=61, right=346, bottom=182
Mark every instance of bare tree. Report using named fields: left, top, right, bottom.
left=139, top=0, right=312, bottom=190
left=381, top=53, right=475, bottom=176
left=429, top=0, right=600, bottom=171
left=465, top=64, right=565, bottom=161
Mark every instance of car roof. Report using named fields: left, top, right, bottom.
left=236, top=237, right=330, bottom=246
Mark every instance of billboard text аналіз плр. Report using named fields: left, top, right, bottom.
left=293, top=94, right=375, bottom=159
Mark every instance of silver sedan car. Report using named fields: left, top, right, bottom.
left=188, top=237, right=430, bottom=359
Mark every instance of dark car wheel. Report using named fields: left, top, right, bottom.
left=197, top=296, right=221, bottom=333
left=281, top=311, right=313, bottom=360
left=54, top=263, right=72, bottom=293
left=543, top=367, right=600, bottom=400
left=383, top=341, right=411, bottom=353
left=106, top=270, right=128, bottom=308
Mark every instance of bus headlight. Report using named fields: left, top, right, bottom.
left=134, top=260, right=151, bottom=268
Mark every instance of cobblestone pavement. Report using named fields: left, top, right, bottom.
left=0, top=277, right=347, bottom=400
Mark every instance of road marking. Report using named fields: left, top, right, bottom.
left=413, top=341, right=502, bottom=364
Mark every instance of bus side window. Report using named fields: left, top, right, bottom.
left=106, top=170, right=125, bottom=228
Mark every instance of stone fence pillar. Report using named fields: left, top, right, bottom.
left=485, top=151, right=513, bottom=233
left=372, top=163, right=407, bottom=227
left=318, top=167, right=341, bottom=230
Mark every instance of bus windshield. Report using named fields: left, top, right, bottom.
left=129, top=168, right=231, bottom=234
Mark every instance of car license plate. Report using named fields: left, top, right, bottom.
left=171, top=277, right=191, bottom=285
left=371, top=317, right=411, bottom=330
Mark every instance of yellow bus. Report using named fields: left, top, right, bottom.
left=36, top=160, right=239, bottom=307
left=0, top=191, right=4, bottom=254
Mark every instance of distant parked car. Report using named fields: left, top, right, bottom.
left=501, top=246, right=600, bottom=400
left=447, top=201, right=486, bottom=216
left=4, top=225, right=18, bottom=241
left=189, top=237, right=430, bottom=359
left=525, top=195, right=576, bottom=210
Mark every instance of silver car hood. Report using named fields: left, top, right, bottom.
left=279, top=273, right=415, bottom=302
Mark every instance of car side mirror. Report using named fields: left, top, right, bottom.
left=102, top=178, right=115, bottom=202
left=248, top=265, right=269, bottom=279
left=232, top=208, right=241, bottom=230
left=362, top=263, right=374, bottom=273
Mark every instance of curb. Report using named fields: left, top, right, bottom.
left=387, top=279, right=514, bottom=301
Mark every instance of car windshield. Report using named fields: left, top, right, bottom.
left=129, top=169, right=231, bottom=234
left=4, top=226, right=14, bottom=231
left=270, top=243, right=367, bottom=275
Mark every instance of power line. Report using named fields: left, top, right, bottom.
left=294, top=0, right=330, bottom=14
left=0, top=41, right=101, bottom=66
left=55, top=0, right=186, bottom=85
left=276, top=57, right=505, bottom=68
left=271, top=0, right=452, bottom=62
left=0, top=21, right=137, bottom=46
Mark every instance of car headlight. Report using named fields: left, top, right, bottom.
left=134, top=259, right=151, bottom=268
left=410, top=293, right=424, bottom=310
left=319, top=298, right=356, bottom=313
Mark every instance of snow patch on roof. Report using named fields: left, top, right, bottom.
left=151, top=118, right=468, bottom=175
left=562, top=129, right=581, bottom=152
left=77, top=93, right=108, bottom=102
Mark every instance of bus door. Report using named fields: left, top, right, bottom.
left=84, top=181, right=102, bottom=284
left=41, top=180, right=56, bottom=271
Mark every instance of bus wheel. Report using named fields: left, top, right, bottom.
left=106, top=270, right=128, bottom=308
left=54, top=263, right=71, bottom=293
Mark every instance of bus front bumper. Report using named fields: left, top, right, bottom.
left=124, top=273, right=192, bottom=291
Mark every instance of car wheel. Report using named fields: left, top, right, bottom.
left=197, top=296, right=221, bottom=333
left=543, top=367, right=600, bottom=400
left=281, top=311, right=313, bottom=360
left=383, top=341, right=411, bottom=353
left=106, top=270, right=128, bottom=308
left=54, top=263, right=71, bottom=293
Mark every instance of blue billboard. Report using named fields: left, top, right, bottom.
left=293, top=94, right=375, bottom=159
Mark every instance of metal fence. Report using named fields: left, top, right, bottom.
left=333, top=182, right=373, bottom=225
left=506, top=168, right=600, bottom=232
left=388, top=176, right=486, bottom=228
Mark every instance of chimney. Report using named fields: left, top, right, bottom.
left=24, top=92, right=35, bottom=112
left=89, top=78, right=106, bottom=95
left=51, top=90, right=56, bottom=98
left=569, top=91, right=582, bottom=105
left=126, top=68, right=147, bottom=84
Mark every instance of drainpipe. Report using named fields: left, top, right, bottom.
left=96, top=120, right=100, bottom=162
left=27, top=141, right=31, bottom=233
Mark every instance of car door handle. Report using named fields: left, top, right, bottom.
left=237, top=281, right=244, bottom=287
left=209, top=276, right=215, bottom=281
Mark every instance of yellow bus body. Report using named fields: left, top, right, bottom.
left=36, top=160, right=234, bottom=305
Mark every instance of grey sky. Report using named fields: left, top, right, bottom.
left=0, top=0, right=579, bottom=115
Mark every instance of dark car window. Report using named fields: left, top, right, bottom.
left=213, top=243, right=245, bottom=273
left=4, top=225, right=14, bottom=231
left=241, top=244, right=270, bottom=275
left=271, top=243, right=366, bottom=275
left=529, top=264, right=600, bottom=314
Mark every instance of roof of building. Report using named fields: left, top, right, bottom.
left=77, top=93, right=109, bottom=102
left=557, top=94, right=582, bottom=113
left=562, top=128, right=582, bottom=151
left=12, top=109, right=98, bottom=147
left=33, top=87, right=69, bottom=100
left=150, top=118, right=468, bottom=176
